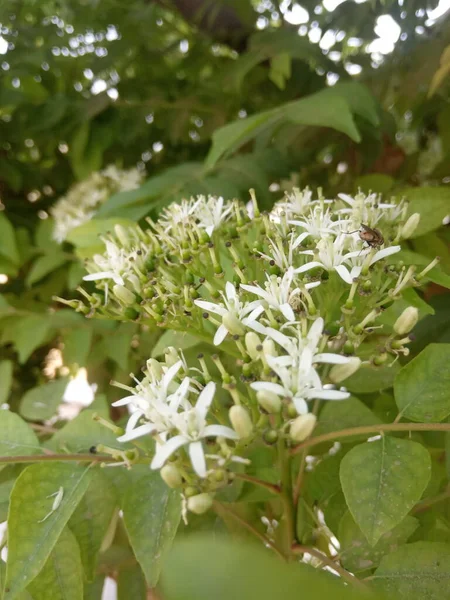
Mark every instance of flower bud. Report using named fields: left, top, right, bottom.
left=222, top=311, right=245, bottom=336
left=400, top=213, right=420, bottom=239
left=114, top=224, right=130, bottom=247
left=262, top=339, right=277, bottom=357
left=187, top=493, right=213, bottom=515
left=146, top=358, right=163, bottom=379
left=112, top=284, right=136, bottom=306
left=245, top=332, right=262, bottom=360
left=329, top=357, right=361, bottom=384
left=290, top=413, right=317, bottom=442
left=229, top=405, right=253, bottom=438
left=160, top=464, right=182, bottom=488
left=165, top=346, right=180, bottom=367
left=394, top=306, right=419, bottom=336
left=256, top=390, right=281, bottom=414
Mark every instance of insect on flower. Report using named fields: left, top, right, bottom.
left=346, top=223, right=384, bottom=248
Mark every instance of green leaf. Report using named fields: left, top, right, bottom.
left=46, top=409, right=121, bottom=453
left=340, top=436, right=431, bottom=546
left=339, top=511, right=419, bottom=573
left=0, top=214, right=20, bottom=266
left=66, top=218, right=134, bottom=249
left=151, top=331, right=201, bottom=358
left=0, top=479, right=15, bottom=521
left=404, top=187, right=450, bottom=238
left=0, top=411, right=41, bottom=462
left=373, top=541, right=450, bottom=599
left=19, top=378, right=68, bottom=422
left=102, top=324, right=136, bottom=371
left=69, top=470, right=117, bottom=581
left=117, top=565, right=147, bottom=600
left=344, top=362, right=400, bottom=394
left=63, top=328, right=93, bottom=367
left=0, top=361, right=13, bottom=405
left=123, top=468, right=181, bottom=587
left=84, top=576, right=105, bottom=600
left=161, top=535, right=376, bottom=600
left=12, top=315, right=52, bottom=364
left=0, top=562, right=33, bottom=600
left=394, top=344, right=450, bottom=422
left=26, top=253, right=68, bottom=287
left=314, top=397, right=382, bottom=441
left=354, top=174, right=394, bottom=194
left=27, top=528, right=83, bottom=600
left=5, top=463, right=92, bottom=599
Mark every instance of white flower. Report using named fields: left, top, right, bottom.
left=194, top=282, right=264, bottom=345
left=271, top=187, right=317, bottom=219
left=194, top=195, right=233, bottom=237
left=289, top=206, right=347, bottom=244
left=150, top=382, right=238, bottom=477
left=240, top=267, right=319, bottom=322
left=113, top=360, right=190, bottom=442
left=259, top=234, right=300, bottom=270
left=337, top=192, right=406, bottom=226
left=159, top=198, right=202, bottom=233
left=83, top=240, right=130, bottom=285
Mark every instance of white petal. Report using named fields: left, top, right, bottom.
left=112, top=395, right=136, bottom=407
left=307, top=317, right=324, bottom=347
left=117, top=422, right=156, bottom=442
left=314, top=353, right=350, bottom=364
left=245, top=304, right=265, bottom=323
left=204, top=424, right=239, bottom=440
left=292, top=231, right=310, bottom=248
left=150, top=435, right=187, bottom=470
left=124, top=410, right=143, bottom=432
left=370, top=245, right=401, bottom=264
left=162, top=360, right=183, bottom=390
left=279, top=303, right=295, bottom=322
left=304, top=281, right=321, bottom=290
left=225, top=281, right=237, bottom=301
left=83, top=271, right=119, bottom=282
left=294, top=261, right=324, bottom=274
left=240, top=284, right=267, bottom=299
left=299, top=347, right=313, bottom=374
left=251, top=382, right=287, bottom=397
left=338, top=193, right=354, bottom=205
left=213, top=324, right=228, bottom=346
left=196, top=381, right=216, bottom=418
left=168, top=377, right=190, bottom=410
left=189, top=441, right=207, bottom=478
left=269, top=355, right=293, bottom=368
left=334, top=264, right=354, bottom=284
left=311, top=390, right=350, bottom=401
left=194, top=299, right=226, bottom=316
left=293, top=397, right=308, bottom=415
left=264, top=327, right=293, bottom=354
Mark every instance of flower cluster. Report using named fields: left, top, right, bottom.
left=50, top=165, right=143, bottom=242
left=64, top=187, right=438, bottom=515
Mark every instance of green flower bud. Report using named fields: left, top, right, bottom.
left=329, top=357, right=361, bottom=383
left=187, top=493, right=213, bottom=515
left=394, top=306, right=419, bottom=336
left=165, top=346, right=181, bottom=367
left=114, top=224, right=130, bottom=247
left=262, top=339, right=277, bottom=357
left=222, top=311, right=245, bottom=336
left=245, top=332, right=262, bottom=360
left=256, top=390, right=281, bottom=414
left=229, top=405, right=253, bottom=438
left=160, top=465, right=182, bottom=488
left=263, top=429, right=278, bottom=445
left=112, top=284, right=136, bottom=306
left=146, top=358, right=163, bottom=379
left=184, top=486, right=198, bottom=498
left=400, top=213, right=420, bottom=239
left=290, top=413, right=317, bottom=442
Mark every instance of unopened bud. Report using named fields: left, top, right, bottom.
left=256, top=390, right=281, bottom=414
left=394, top=307, right=419, bottom=336
left=113, top=284, right=136, bottom=306
left=245, top=332, right=262, bottom=360
left=262, top=339, right=277, bottom=357
left=290, top=413, right=317, bottom=442
left=401, top=213, right=420, bottom=239
left=187, top=493, right=213, bottom=515
left=222, top=311, right=245, bottom=336
left=160, top=464, right=182, bottom=488
left=229, top=405, right=253, bottom=438
left=165, top=346, right=181, bottom=367
left=329, top=357, right=361, bottom=383
left=114, top=224, right=130, bottom=247
left=146, top=358, right=163, bottom=379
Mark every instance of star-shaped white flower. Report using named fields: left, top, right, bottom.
left=150, top=382, right=238, bottom=477
left=194, top=282, right=264, bottom=345
left=194, top=195, right=233, bottom=237
left=83, top=240, right=129, bottom=285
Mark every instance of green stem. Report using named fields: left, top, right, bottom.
left=0, top=453, right=117, bottom=464
left=234, top=473, right=281, bottom=495
left=278, top=439, right=295, bottom=560
left=290, top=422, right=450, bottom=456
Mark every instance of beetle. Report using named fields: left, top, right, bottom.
left=346, top=223, right=384, bottom=248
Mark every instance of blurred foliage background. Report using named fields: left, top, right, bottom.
left=0, top=0, right=449, bottom=491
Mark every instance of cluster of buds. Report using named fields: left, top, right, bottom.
left=50, top=165, right=144, bottom=242
left=63, top=188, right=438, bottom=515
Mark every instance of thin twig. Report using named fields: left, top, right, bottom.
left=0, top=453, right=117, bottom=464
left=30, top=423, right=58, bottom=434
left=291, top=422, right=450, bottom=456
left=292, top=449, right=307, bottom=507
left=292, top=544, right=369, bottom=592
left=234, top=472, right=281, bottom=495
left=213, top=501, right=286, bottom=561
left=412, top=485, right=450, bottom=514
